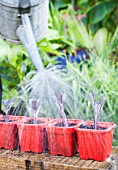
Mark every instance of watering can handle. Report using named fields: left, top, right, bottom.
left=18, top=0, right=31, bottom=17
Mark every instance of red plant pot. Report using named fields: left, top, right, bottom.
left=75, top=121, right=116, bottom=161
left=0, top=116, right=26, bottom=150
left=46, top=119, right=83, bottom=156
left=17, top=117, right=54, bottom=153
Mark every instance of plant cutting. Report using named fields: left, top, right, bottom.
left=28, top=99, right=40, bottom=124
left=46, top=94, right=83, bottom=156
left=55, top=94, right=68, bottom=127
left=1, top=99, right=26, bottom=122
left=0, top=99, right=26, bottom=150
left=2, top=98, right=15, bottom=122
left=17, top=99, right=53, bottom=153
left=75, top=93, right=116, bottom=161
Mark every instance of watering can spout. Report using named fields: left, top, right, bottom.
left=16, top=14, right=44, bottom=71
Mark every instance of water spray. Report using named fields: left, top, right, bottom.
left=17, top=67, right=72, bottom=118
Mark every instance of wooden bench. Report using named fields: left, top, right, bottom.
left=0, top=147, right=117, bottom=170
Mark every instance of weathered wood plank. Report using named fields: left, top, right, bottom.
left=80, top=160, right=94, bottom=168
left=0, top=148, right=117, bottom=170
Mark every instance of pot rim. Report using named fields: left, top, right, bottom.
left=17, top=117, right=54, bottom=127
left=75, top=121, right=116, bottom=133
left=46, top=118, right=83, bottom=129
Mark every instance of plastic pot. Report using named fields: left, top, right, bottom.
left=46, top=119, right=83, bottom=156
left=75, top=121, right=116, bottom=161
left=0, top=115, right=26, bottom=150
left=17, top=117, right=54, bottom=153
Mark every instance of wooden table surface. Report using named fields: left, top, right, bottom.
left=0, top=147, right=117, bottom=170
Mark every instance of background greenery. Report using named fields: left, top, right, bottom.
left=0, top=0, right=118, bottom=145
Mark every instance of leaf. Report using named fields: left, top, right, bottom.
left=67, top=16, right=92, bottom=49
left=46, top=29, right=63, bottom=41
left=111, top=26, right=118, bottom=43
left=77, top=0, right=89, bottom=5
left=87, top=1, right=118, bottom=24
left=49, top=43, right=62, bottom=50
left=0, top=39, right=12, bottom=59
left=93, top=28, right=109, bottom=54
left=0, top=62, right=20, bottom=85
left=2, top=87, right=18, bottom=100
left=52, top=0, right=70, bottom=9
left=0, top=38, right=23, bottom=65
left=54, top=1, right=68, bottom=9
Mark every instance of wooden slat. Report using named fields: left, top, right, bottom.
left=0, top=148, right=117, bottom=170
left=80, top=160, right=94, bottom=168
left=112, top=147, right=118, bottom=156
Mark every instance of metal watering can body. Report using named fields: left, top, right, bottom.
left=0, top=0, right=49, bottom=44
left=0, top=0, right=49, bottom=70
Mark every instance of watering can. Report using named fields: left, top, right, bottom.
left=0, top=0, right=49, bottom=70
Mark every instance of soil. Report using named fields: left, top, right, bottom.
left=55, top=123, right=76, bottom=127
left=24, top=120, right=45, bottom=125
left=0, top=108, right=14, bottom=115
left=0, top=110, right=6, bottom=115
left=79, top=124, right=107, bottom=130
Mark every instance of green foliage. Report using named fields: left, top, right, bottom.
left=51, top=0, right=118, bottom=33
left=0, top=38, right=33, bottom=99
left=86, top=0, right=117, bottom=25
left=65, top=59, right=118, bottom=120
left=48, top=3, right=118, bottom=57
left=49, top=3, right=76, bottom=51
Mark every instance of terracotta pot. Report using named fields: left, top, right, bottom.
left=46, top=119, right=83, bottom=156
left=17, top=117, right=54, bottom=153
left=75, top=121, right=116, bottom=161
left=0, top=115, right=26, bottom=150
